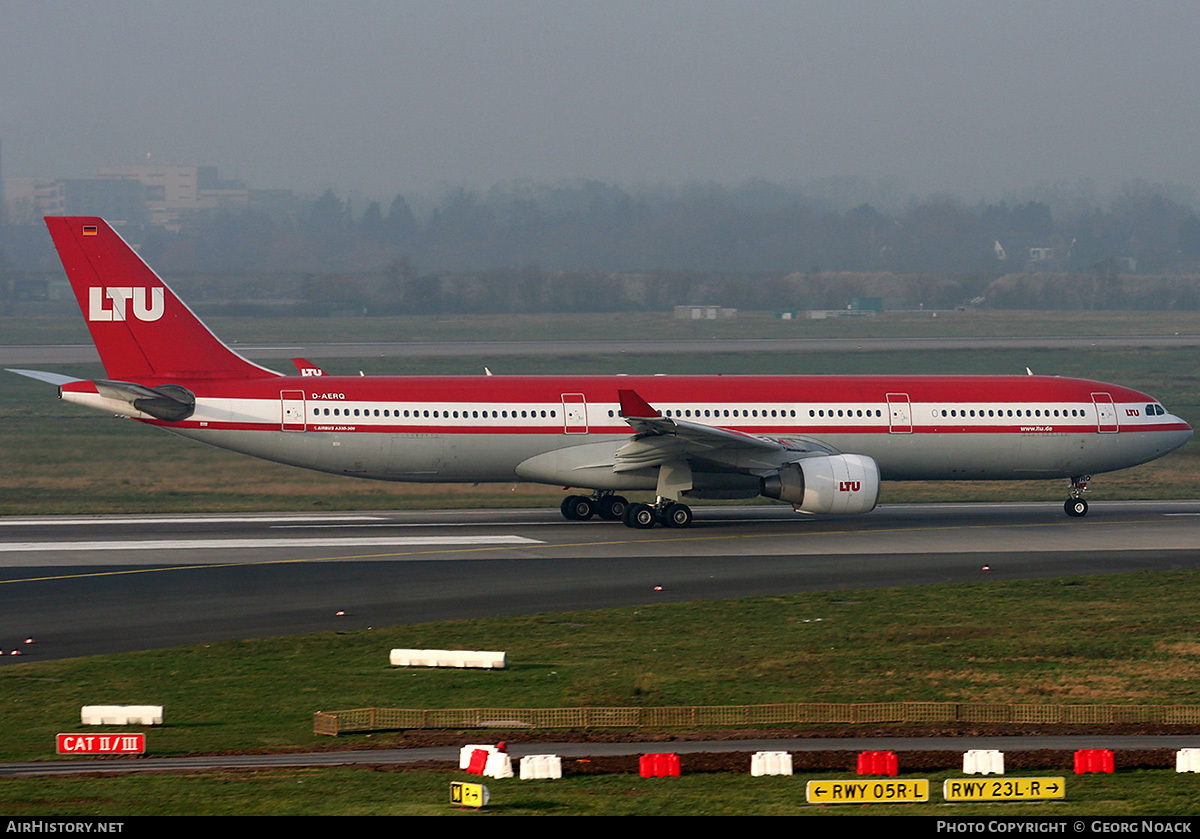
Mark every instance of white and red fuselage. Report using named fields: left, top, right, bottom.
left=57, top=372, right=1190, bottom=484
left=22, top=217, right=1193, bottom=527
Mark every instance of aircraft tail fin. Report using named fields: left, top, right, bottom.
left=44, top=217, right=279, bottom=382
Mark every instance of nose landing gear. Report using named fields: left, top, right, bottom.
left=1064, top=476, right=1091, bottom=517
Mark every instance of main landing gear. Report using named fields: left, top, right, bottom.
left=560, top=492, right=629, bottom=521
left=1064, top=475, right=1091, bottom=517
left=559, top=494, right=694, bottom=528
left=622, top=500, right=693, bottom=529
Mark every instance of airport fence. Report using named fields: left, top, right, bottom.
left=312, top=701, right=1200, bottom=735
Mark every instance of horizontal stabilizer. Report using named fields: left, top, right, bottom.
left=6, top=368, right=83, bottom=387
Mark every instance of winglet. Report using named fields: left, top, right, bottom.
left=618, top=389, right=661, bottom=419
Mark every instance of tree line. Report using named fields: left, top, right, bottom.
left=3, top=177, right=1200, bottom=313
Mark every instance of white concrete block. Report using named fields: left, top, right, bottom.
left=963, top=749, right=1005, bottom=775
left=484, top=751, right=514, bottom=779
left=1176, top=748, right=1200, bottom=773
left=750, top=751, right=793, bottom=776
left=459, top=744, right=497, bottom=770
left=390, top=649, right=506, bottom=668
left=520, top=754, right=563, bottom=780
left=81, top=705, right=163, bottom=726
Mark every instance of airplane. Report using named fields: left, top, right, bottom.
left=7, top=216, right=1193, bottom=528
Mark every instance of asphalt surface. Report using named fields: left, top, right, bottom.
left=6, top=333, right=1200, bottom=366
left=4, top=500, right=1200, bottom=662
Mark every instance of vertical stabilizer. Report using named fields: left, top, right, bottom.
left=44, top=217, right=279, bottom=381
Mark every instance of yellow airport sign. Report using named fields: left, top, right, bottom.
left=944, top=777, right=1065, bottom=801
left=806, top=779, right=929, bottom=804
left=450, top=781, right=489, bottom=808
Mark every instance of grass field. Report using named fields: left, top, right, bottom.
left=2, top=768, right=1198, bottom=816
left=3, top=571, right=1200, bottom=815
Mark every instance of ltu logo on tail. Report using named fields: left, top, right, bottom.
left=88, top=287, right=164, bottom=322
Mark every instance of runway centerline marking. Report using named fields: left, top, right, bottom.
left=0, top=515, right=389, bottom=527
left=0, top=535, right=542, bottom=553
left=0, top=515, right=1185, bottom=586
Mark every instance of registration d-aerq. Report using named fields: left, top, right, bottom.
left=10, top=217, right=1192, bottom=528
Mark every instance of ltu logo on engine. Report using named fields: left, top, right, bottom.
left=839, top=481, right=861, bottom=492
left=88, top=287, right=165, bottom=322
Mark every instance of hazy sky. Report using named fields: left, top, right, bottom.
left=3, top=1, right=1198, bottom=203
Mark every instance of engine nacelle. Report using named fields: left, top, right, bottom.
left=760, top=454, right=881, bottom=515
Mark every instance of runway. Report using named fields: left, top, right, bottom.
left=5, top=333, right=1200, bottom=366
left=3, top=500, right=1200, bottom=662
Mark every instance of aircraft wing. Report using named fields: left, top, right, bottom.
left=614, top=388, right=835, bottom=474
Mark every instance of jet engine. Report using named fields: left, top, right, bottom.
left=760, top=454, right=881, bottom=515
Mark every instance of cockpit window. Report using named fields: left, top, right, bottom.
left=1146, top=403, right=1166, bottom=416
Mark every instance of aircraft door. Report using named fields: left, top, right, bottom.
left=1092, top=392, right=1119, bottom=433
left=562, top=393, right=588, bottom=434
left=886, top=393, right=912, bottom=433
left=281, top=390, right=306, bottom=432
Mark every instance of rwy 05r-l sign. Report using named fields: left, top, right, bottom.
left=57, top=733, right=146, bottom=754
left=806, top=779, right=929, bottom=804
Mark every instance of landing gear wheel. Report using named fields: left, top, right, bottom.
left=659, top=502, right=693, bottom=528
left=560, top=495, right=595, bottom=521
left=597, top=495, right=629, bottom=521
left=1065, top=498, right=1088, bottom=518
left=623, top=502, right=657, bottom=529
